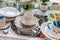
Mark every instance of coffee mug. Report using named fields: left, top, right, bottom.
left=53, top=20, right=60, bottom=28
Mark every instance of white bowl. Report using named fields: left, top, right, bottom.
left=0, top=7, right=20, bottom=17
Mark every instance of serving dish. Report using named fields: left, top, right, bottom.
left=0, top=7, right=20, bottom=22
left=0, top=7, right=20, bottom=17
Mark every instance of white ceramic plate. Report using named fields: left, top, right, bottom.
left=0, top=7, right=20, bottom=17
left=46, top=23, right=60, bottom=39
left=41, top=22, right=54, bottom=40
left=14, top=16, right=38, bottom=28
left=20, top=16, right=38, bottom=26
left=14, top=16, right=40, bottom=34
left=41, top=22, right=60, bottom=39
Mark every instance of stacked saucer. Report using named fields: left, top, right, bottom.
left=14, top=11, right=40, bottom=35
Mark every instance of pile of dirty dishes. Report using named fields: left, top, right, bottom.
left=14, top=11, right=40, bottom=35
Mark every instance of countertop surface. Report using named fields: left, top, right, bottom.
left=0, top=23, right=48, bottom=40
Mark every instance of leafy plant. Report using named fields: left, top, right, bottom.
left=22, top=2, right=35, bottom=10
left=40, top=0, right=49, bottom=3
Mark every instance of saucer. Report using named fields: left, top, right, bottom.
left=41, top=22, right=60, bottom=39
left=20, top=16, right=38, bottom=26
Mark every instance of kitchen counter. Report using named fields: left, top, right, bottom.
left=0, top=25, right=48, bottom=40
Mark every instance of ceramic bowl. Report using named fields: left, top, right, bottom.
left=0, top=7, right=20, bottom=22
left=0, top=7, right=20, bottom=17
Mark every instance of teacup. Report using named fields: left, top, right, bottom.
left=20, top=11, right=37, bottom=26
left=47, top=20, right=60, bottom=34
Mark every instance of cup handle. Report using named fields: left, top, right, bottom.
left=47, top=23, right=52, bottom=30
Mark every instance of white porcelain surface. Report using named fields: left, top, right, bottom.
left=47, top=22, right=60, bottom=35
left=0, top=7, right=20, bottom=17
left=41, top=22, right=60, bottom=39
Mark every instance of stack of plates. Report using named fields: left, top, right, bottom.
left=13, top=16, right=40, bottom=35
left=0, top=7, right=20, bottom=22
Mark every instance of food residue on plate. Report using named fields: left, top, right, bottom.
left=49, top=13, right=60, bottom=20
left=37, top=32, right=46, bottom=38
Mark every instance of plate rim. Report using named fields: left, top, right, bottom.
left=0, top=7, right=20, bottom=17
left=41, top=22, right=60, bottom=39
